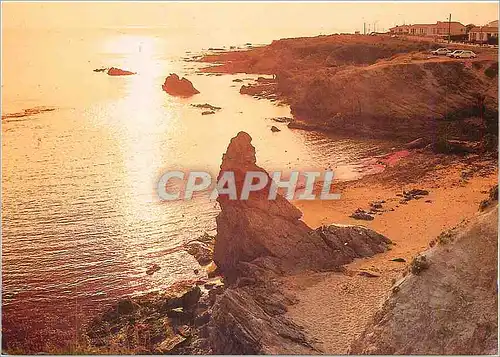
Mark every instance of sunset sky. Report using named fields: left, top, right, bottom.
left=2, top=2, right=498, bottom=33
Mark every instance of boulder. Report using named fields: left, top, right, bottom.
left=350, top=208, right=374, bottom=221
left=270, top=125, right=281, bottom=132
left=107, top=67, right=135, bottom=76
left=162, top=74, right=200, bottom=97
left=185, top=241, right=213, bottom=265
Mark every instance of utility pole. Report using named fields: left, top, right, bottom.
left=364, top=22, right=366, bottom=35
left=448, top=13, right=452, bottom=43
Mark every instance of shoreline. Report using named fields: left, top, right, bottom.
left=196, top=34, right=498, bottom=143
left=3, top=31, right=497, bottom=355
left=78, top=142, right=497, bottom=355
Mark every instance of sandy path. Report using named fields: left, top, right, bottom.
left=283, top=157, right=497, bottom=354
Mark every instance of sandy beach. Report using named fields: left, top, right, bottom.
left=287, top=151, right=497, bottom=353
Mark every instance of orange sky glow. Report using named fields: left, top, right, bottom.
left=2, top=2, right=498, bottom=34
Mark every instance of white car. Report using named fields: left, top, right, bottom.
left=454, top=50, right=477, bottom=59
left=431, top=48, right=451, bottom=55
left=447, top=50, right=463, bottom=58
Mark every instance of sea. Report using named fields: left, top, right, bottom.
left=1, top=26, right=390, bottom=351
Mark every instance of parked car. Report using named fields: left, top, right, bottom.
left=447, top=50, right=463, bottom=58
left=454, top=50, right=477, bottom=59
left=431, top=48, right=451, bottom=55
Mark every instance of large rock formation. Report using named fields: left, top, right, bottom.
left=162, top=74, right=200, bottom=97
left=214, top=131, right=391, bottom=277
left=207, top=132, right=392, bottom=354
left=85, top=131, right=394, bottom=355
left=350, top=204, right=498, bottom=355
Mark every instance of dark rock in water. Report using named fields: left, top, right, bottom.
left=107, top=67, right=135, bottom=76
left=201, top=111, right=215, bottom=115
left=191, top=103, right=221, bottom=111
left=146, top=263, right=161, bottom=275
left=350, top=208, right=374, bottom=221
left=239, top=84, right=259, bottom=95
left=185, top=241, right=213, bottom=265
left=270, top=125, right=281, bottom=132
left=232, top=78, right=243, bottom=82
left=269, top=117, right=293, bottom=123
left=93, top=68, right=108, bottom=72
left=162, top=73, right=200, bottom=97
left=185, top=233, right=215, bottom=266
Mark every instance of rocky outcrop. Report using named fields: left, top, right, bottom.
left=86, top=281, right=205, bottom=354
left=205, top=131, right=392, bottom=354
left=350, top=204, right=498, bottom=355
left=209, top=269, right=317, bottom=354
left=213, top=131, right=391, bottom=278
left=162, top=74, right=200, bottom=97
left=107, top=67, right=135, bottom=76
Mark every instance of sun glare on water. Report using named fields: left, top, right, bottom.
left=101, top=34, right=173, bottom=220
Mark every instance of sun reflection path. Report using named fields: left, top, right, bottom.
left=102, top=34, right=175, bottom=220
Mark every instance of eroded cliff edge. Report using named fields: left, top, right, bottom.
left=350, top=194, right=498, bottom=355
left=199, top=35, right=498, bottom=142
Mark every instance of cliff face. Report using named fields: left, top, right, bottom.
left=200, top=35, right=498, bottom=141
left=208, top=132, right=392, bottom=354
left=289, top=59, right=498, bottom=140
left=350, top=203, right=498, bottom=355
